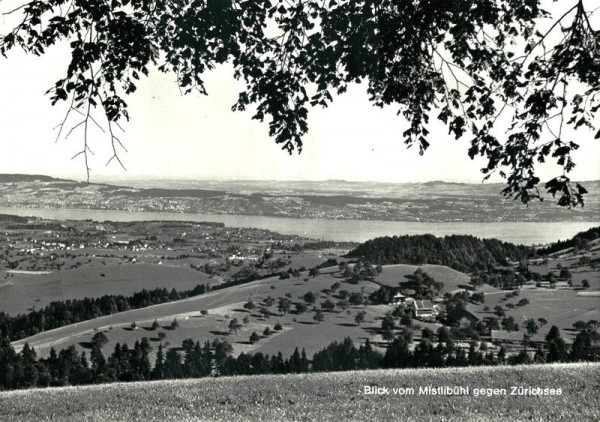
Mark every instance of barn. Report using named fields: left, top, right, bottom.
left=408, top=299, right=438, bottom=321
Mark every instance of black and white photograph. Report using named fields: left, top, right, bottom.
left=0, top=0, right=599, bottom=420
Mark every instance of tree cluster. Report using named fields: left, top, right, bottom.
left=1, top=319, right=599, bottom=392
left=347, top=234, right=531, bottom=272
left=339, top=261, right=381, bottom=284
left=0, top=284, right=208, bottom=341
left=401, top=268, right=444, bottom=299
left=471, top=267, right=527, bottom=290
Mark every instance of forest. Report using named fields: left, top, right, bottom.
left=0, top=321, right=598, bottom=391
left=0, top=284, right=208, bottom=342
left=346, top=234, right=532, bottom=272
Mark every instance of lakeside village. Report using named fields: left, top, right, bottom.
left=2, top=175, right=600, bottom=224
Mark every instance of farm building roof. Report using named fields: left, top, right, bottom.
left=452, top=306, right=480, bottom=323
left=413, top=300, right=434, bottom=310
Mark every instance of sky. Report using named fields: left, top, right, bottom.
left=0, top=1, right=599, bottom=184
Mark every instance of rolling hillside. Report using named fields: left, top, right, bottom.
left=375, top=264, right=477, bottom=294
left=0, top=261, right=213, bottom=315
left=467, top=236, right=600, bottom=343
left=11, top=243, right=599, bottom=361
left=0, top=363, right=597, bottom=421
left=11, top=264, right=467, bottom=358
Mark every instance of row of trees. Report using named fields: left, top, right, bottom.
left=381, top=322, right=600, bottom=368
left=0, top=284, right=208, bottom=341
left=1, top=320, right=598, bottom=391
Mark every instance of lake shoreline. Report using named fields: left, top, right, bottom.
left=0, top=206, right=597, bottom=246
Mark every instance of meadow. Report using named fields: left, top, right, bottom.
left=0, top=260, right=212, bottom=315
left=470, top=288, right=600, bottom=341
left=12, top=252, right=598, bottom=359
left=0, top=363, right=597, bottom=421
left=468, top=240, right=600, bottom=342
left=376, top=264, right=477, bottom=294
left=10, top=265, right=390, bottom=358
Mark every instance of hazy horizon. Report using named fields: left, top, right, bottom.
left=3, top=172, right=600, bottom=186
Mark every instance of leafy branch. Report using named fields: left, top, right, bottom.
left=0, top=0, right=598, bottom=206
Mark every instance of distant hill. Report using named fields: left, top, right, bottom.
left=0, top=214, right=29, bottom=223
left=346, top=234, right=532, bottom=272
left=421, top=180, right=472, bottom=186
left=0, top=174, right=67, bottom=183
left=125, top=188, right=232, bottom=199
left=536, top=226, right=600, bottom=255
left=0, top=174, right=599, bottom=224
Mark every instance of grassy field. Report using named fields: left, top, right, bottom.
left=376, top=264, right=480, bottom=294
left=10, top=266, right=386, bottom=357
left=471, top=243, right=600, bottom=343
left=0, top=363, right=597, bottom=421
left=0, top=260, right=213, bottom=315
left=11, top=253, right=596, bottom=363
left=14, top=262, right=462, bottom=358
left=469, top=288, right=600, bottom=342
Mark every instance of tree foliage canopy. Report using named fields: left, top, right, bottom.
left=1, top=0, right=599, bottom=205
left=347, top=233, right=532, bottom=272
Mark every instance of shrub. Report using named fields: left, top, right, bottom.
left=303, top=291, right=316, bottom=304
left=314, top=311, right=324, bottom=322
left=354, top=310, right=366, bottom=326
left=91, top=331, right=109, bottom=348
left=321, top=299, right=336, bottom=312
left=349, top=293, right=364, bottom=306
left=249, top=332, right=260, bottom=344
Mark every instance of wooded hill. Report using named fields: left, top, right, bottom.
left=346, top=235, right=532, bottom=272
left=536, top=226, right=600, bottom=255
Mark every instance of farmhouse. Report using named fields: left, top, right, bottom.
left=407, top=299, right=438, bottom=321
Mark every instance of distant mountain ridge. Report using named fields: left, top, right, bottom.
left=0, top=174, right=598, bottom=223
left=0, top=174, right=68, bottom=183
left=0, top=173, right=598, bottom=190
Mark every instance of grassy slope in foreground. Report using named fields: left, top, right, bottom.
left=1, top=363, right=599, bottom=422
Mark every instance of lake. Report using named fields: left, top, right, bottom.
left=0, top=207, right=596, bottom=245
